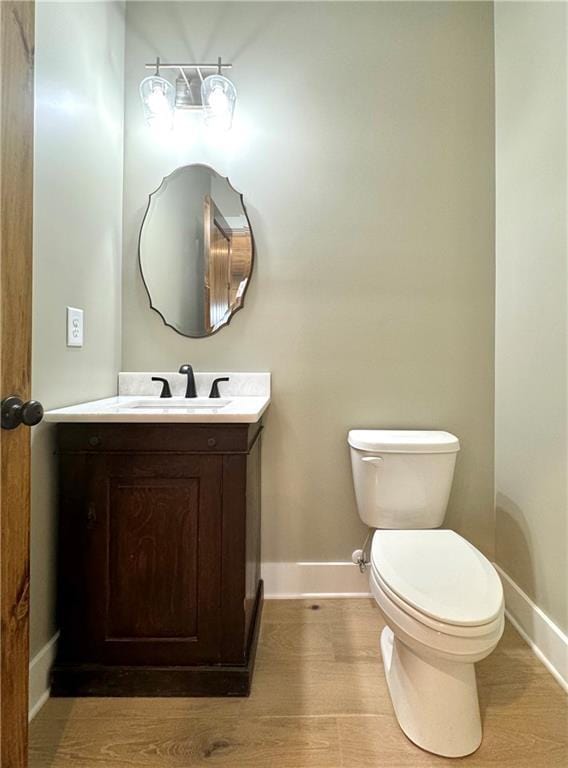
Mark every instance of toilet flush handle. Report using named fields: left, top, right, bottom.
left=361, top=456, right=383, bottom=466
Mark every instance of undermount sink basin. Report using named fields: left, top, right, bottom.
left=126, top=397, right=231, bottom=409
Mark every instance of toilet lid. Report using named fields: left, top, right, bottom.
left=371, top=530, right=503, bottom=627
left=348, top=430, right=460, bottom=454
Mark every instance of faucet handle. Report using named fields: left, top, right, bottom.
left=209, top=377, right=229, bottom=398
left=151, top=377, right=172, bottom=398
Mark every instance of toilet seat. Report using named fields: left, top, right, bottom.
left=372, top=567, right=503, bottom=640
left=370, top=529, right=503, bottom=630
left=370, top=566, right=504, bottom=664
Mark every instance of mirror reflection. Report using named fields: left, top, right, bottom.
left=139, top=164, right=253, bottom=337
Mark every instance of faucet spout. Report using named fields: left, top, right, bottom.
left=178, top=364, right=197, bottom=398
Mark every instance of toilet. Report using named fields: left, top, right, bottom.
left=348, top=429, right=504, bottom=758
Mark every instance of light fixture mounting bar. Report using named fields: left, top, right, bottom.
left=144, top=62, right=232, bottom=71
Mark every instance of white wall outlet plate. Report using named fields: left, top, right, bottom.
left=66, top=307, right=84, bottom=347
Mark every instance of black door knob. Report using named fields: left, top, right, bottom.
left=1, top=395, right=44, bottom=430
left=22, top=400, right=44, bottom=427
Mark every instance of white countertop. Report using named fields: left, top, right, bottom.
left=44, top=372, right=271, bottom=424
left=44, top=395, right=270, bottom=424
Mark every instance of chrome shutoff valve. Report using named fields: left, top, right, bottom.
left=352, top=548, right=368, bottom=573
left=351, top=530, right=373, bottom=573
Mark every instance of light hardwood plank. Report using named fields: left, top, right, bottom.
left=338, top=714, right=444, bottom=767
left=262, top=598, right=380, bottom=625
left=29, top=602, right=568, bottom=768
left=262, top=598, right=344, bottom=624
left=331, top=606, right=385, bottom=663
left=32, top=696, right=245, bottom=722
left=256, top=621, right=335, bottom=663
left=337, top=712, right=568, bottom=767
left=246, top=658, right=394, bottom=717
left=30, top=715, right=342, bottom=768
left=336, top=598, right=383, bottom=621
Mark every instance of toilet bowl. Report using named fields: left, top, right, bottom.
left=371, top=529, right=504, bottom=757
left=348, top=430, right=505, bottom=758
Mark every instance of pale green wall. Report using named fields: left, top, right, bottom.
left=121, top=2, right=496, bottom=565
left=31, top=1, right=125, bottom=656
left=30, top=0, right=568, bottom=660
left=495, top=1, right=568, bottom=632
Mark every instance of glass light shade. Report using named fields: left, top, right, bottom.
left=201, top=74, right=237, bottom=131
left=139, top=75, right=175, bottom=130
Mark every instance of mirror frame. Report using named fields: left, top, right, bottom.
left=138, top=163, right=255, bottom=338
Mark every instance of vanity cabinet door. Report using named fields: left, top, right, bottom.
left=85, top=452, right=222, bottom=666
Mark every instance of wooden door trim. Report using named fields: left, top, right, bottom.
left=0, top=2, right=35, bottom=766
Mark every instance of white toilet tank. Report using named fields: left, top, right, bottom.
left=348, top=430, right=460, bottom=529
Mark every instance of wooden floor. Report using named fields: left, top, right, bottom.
left=30, top=599, right=568, bottom=767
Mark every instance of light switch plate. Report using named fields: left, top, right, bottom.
left=67, top=307, right=84, bottom=347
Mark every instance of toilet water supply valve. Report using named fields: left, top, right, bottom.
left=352, top=529, right=373, bottom=573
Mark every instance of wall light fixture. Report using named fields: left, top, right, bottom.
left=140, top=57, right=236, bottom=131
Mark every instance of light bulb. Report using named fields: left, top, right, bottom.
left=139, top=75, right=175, bottom=130
left=209, top=84, right=229, bottom=113
left=147, top=85, right=169, bottom=115
left=201, top=74, right=237, bottom=131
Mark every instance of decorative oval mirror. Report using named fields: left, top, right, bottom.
left=139, top=164, right=254, bottom=337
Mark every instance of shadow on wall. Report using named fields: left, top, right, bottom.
left=478, top=495, right=536, bottom=724
left=495, top=491, right=535, bottom=618
left=133, top=1, right=287, bottom=67
left=30, top=421, right=59, bottom=657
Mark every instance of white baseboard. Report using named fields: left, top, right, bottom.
left=261, top=561, right=371, bottom=599
left=28, top=632, right=59, bottom=721
left=494, top=565, right=568, bottom=693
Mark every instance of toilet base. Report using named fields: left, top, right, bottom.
left=380, top=626, right=482, bottom=758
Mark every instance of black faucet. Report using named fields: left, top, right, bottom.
left=209, top=377, right=229, bottom=398
left=178, top=364, right=197, bottom=398
left=152, top=377, right=172, bottom=398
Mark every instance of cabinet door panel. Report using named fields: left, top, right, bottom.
left=108, top=478, right=199, bottom=639
left=89, top=454, right=222, bottom=665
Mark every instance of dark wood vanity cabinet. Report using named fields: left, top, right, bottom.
left=51, top=422, right=263, bottom=697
